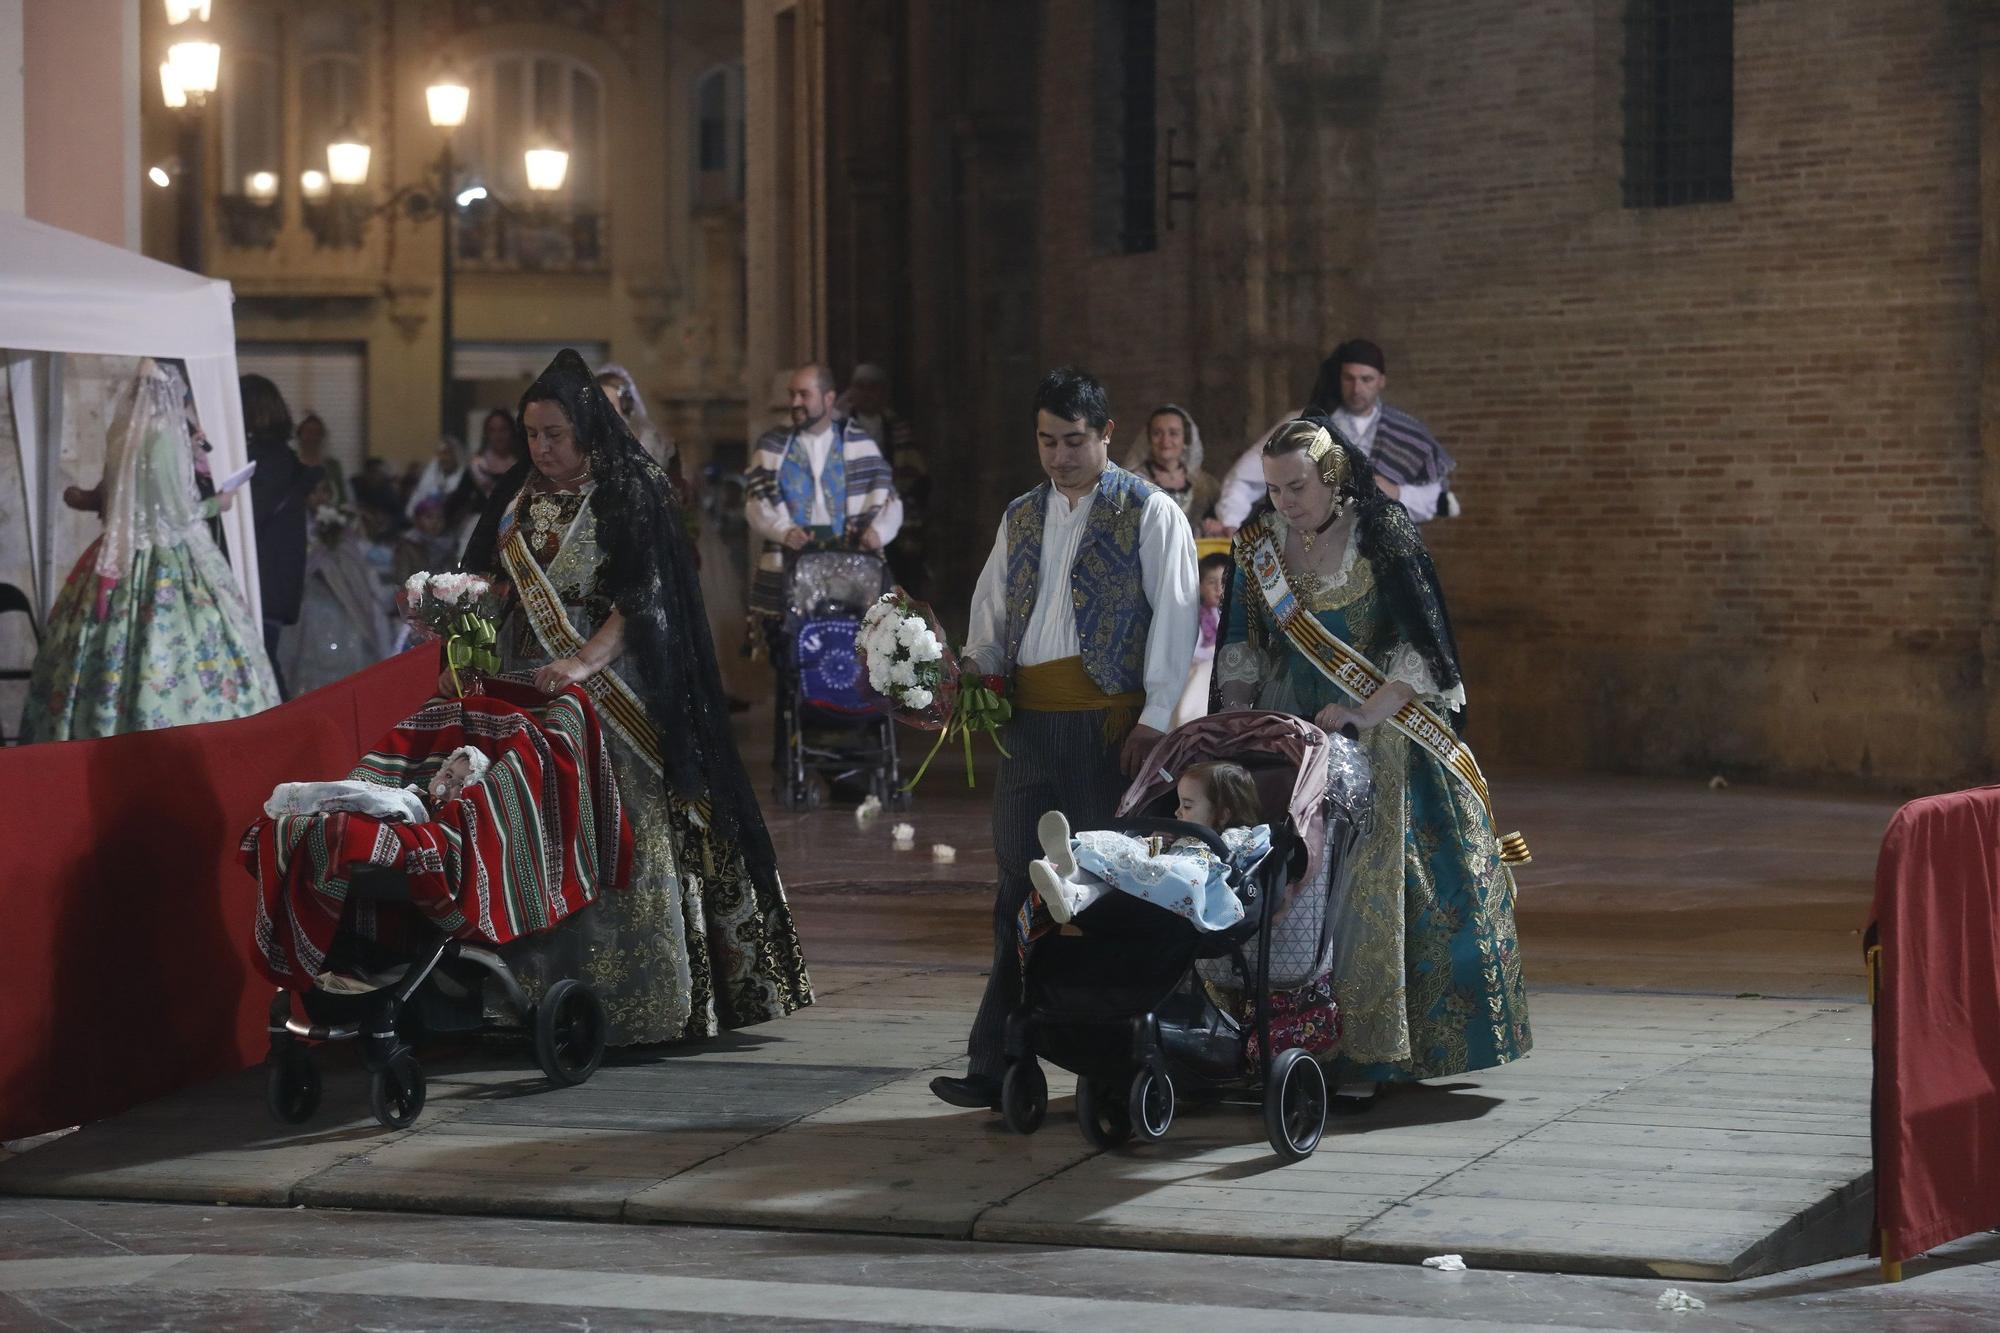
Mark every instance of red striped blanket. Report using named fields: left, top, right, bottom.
left=243, top=679, right=632, bottom=985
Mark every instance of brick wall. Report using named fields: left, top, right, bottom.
left=1372, top=0, right=1985, bottom=788
left=1036, top=0, right=1204, bottom=462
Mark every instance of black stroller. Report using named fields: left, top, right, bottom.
left=261, top=870, right=609, bottom=1132
left=996, top=711, right=1373, bottom=1161
left=249, top=683, right=619, bottom=1132
left=773, top=547, right=904, bottom=811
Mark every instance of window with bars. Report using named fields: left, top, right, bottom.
left=1622, top=0, right=1733, bottom=208
left=1093, top=0, right=1158, bottom=254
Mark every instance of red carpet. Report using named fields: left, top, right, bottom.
left=0, top=649, right=439, bottom=1141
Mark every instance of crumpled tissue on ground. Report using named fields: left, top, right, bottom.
left=1657, top=1287, right=1706, bottom=1312
left=931, top=843, right=957, bottom=863
left=854, top=795, right=883, bottom=829
left=1420, top=1254, right=1467, bottom=1272
left=891, top=822, right=916, bottom=850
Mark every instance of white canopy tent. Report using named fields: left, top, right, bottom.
left=0, top=213, right=260, bottom=621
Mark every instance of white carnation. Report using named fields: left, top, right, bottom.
left=429, top=572, right=471, bottom=604
left=404, top=572, right=429, bottom=601
left=908, top=631, right=943, bottom=663
left=896, top=616, right=928, bottom=649
left=889, top=660, right=917, bottom=688
left=903, top=686, right=933, bottom=710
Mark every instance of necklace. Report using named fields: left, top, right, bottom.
left=1297, top=504, right=1344, bottom=553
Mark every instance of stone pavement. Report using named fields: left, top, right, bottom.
left=0, top=762, right=1897, bottom=1284
left=8, top=1197, right=1999, bottom=1333
left=0, top=962, right=1872, bottom=1280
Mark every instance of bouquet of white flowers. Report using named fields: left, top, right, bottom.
left=311, top=503, right=353, bottom=546
left=858, top=591, right=1010, bottom=788
left=404, top=570, right=502, bottom=696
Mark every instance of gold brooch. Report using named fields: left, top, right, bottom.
left=529, top=493, right=563, bottom=539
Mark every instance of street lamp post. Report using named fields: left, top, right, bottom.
left=325, top=72, right=568, bottom=441
left=425, top=75, right=468, bottom=440
left=159, top=17, right=220, bottom=273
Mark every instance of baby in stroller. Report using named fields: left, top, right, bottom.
left=994, top=711, right=1371, bottom=1162
left=262, top=745, right=491, bottom=825
left=1028, top=761, right=1270, bottom=933
left=245, top=681, right=631, bottom=1132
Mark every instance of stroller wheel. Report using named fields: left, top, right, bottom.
left=1000, top=1059, right=1049, bottom=1135
left=534, top=979, right=608, bottom=1086
left=1128, top=1064, right=1175, bottom=1142
left=369, top=1050, right=426, bottom=1130
left=1264, top=1048, right=1328, bottom=1161
left=263, top=1045, right=321, bottom=1126
left=1074, top=1076, right=1133, bottom=1149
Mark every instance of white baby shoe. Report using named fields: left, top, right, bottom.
left=1036, top=810, right=1077, bottom=879
left=1028, top=857, right=1108, bottom=924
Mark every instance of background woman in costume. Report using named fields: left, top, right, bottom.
left=20, top=360, right=278, bottom=741
left=457, top=349, right=812, bottom=1044
left=283, top=493, right=389, bottom=695
left=403, top=435, right=468, bottom=522
left=1213, top=418, right=1529, bottom=1106
left=1122, top=403, right=1220, bottom=526
left=241, top=374, right=321, bottom=698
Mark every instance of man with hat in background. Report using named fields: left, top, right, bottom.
left=1210, top=338, right=1459, bottom=533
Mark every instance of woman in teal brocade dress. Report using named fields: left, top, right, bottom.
left=1215, top=419, right=1528, bottom=1107
left=21, top=360, right=278, bottom=742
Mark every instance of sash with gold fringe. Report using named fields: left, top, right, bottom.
left=499, top=521, right=666, bottom=780
left=1241, top=515, right=1530, bottom=866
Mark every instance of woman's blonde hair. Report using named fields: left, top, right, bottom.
left=1262, top=418, right=1351, bottom=492
left=1182, top=760, right=1263, bottom=830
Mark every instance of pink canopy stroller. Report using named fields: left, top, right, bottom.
left=996, top=710, right=1373, bottom=1161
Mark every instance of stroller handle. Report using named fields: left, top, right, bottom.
left=1104, top=816, right=1231, bottom=861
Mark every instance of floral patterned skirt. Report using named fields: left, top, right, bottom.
left=20, top=536, right=279, bottom=743
left=1326, top=726, right=1531, bottom=1083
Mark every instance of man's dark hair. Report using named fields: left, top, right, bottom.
left=239, top=373, right=294, bottom=445
left=1307, top=339, right=1389, bottom=414
left=1034, top=365, right=1111, bottom=431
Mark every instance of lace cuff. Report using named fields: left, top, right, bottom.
left=1216, top=640, right=1266, bottom=686
left=1383, top=641, right=1465, bottom=711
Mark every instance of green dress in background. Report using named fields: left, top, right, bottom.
left=1216, top=514, right=1530, bottom=1083
left=21, top=368, right=280, bottom=742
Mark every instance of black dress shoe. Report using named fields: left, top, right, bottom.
left=929, top=1074, right=1002, bottom=1109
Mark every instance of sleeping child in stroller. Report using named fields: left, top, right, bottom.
left=1029, top=760, right=1272, bottom=932
left=262, top=745, right=492, bottom=825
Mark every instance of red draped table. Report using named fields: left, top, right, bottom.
left=0, top=649, right=439, bottom=1142
left=1868, top=785, right=2000, bottom=1276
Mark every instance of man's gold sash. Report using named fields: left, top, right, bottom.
left=499, top=522, right=665, bottom=778
left=1241, top=515, right=1529, bottom=866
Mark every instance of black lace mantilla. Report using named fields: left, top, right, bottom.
left=461, top=350, right=783, bottom=896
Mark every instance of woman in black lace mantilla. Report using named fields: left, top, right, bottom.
left=460, top=349, right=811, bottom=1042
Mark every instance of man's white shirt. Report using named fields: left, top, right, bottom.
left=963, top=475, right=1199, bottom=734
left=1215, top=406, right=1442, bottom=525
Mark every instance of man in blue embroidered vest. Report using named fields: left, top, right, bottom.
left=1212, top=338, right=1459, bottom=532
left=744, top=362, right=903, bottom=642
left=930, top=366, right=1200, bottom=1110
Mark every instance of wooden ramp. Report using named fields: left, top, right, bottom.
left=0, top=974, right=1871, bottom=1281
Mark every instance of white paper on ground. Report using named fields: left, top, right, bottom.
left=1657, top=1288, right=1707, bottom=1312
left=1421, top=1255, right=1467, bottom=1273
